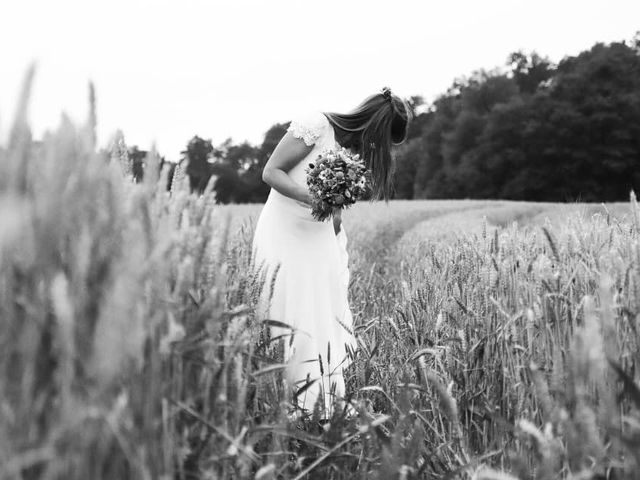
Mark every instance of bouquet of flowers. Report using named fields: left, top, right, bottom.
left=305, top=147, right=367, bottom=221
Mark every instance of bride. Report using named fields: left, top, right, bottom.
left=252, top=87, right=412, bottom=417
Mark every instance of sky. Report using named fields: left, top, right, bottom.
left=1, top=0, right=639, bottom=161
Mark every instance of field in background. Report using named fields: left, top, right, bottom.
left=218, top=199, right=631, bottom=241
left=2, top=77, right=640, bottom=479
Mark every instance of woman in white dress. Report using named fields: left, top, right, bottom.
left=252, top=87, right=412, bottom=417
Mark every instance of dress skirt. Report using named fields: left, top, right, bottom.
left=252, top=188, right=354, bottom=415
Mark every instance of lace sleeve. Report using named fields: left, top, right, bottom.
left=287, top=111, right=327, bottom=147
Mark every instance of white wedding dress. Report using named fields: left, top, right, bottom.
left=252, top=110, right=355, bottom=416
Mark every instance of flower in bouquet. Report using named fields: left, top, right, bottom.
left=305, top=147, right=367, bottom=221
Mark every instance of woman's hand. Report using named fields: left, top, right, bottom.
left=294, top=190, right=314, bottom=209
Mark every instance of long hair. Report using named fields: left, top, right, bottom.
left=322, top=88, right=413, bottom=201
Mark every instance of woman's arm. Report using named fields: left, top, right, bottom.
left=262, top=131, right=314, bottom=205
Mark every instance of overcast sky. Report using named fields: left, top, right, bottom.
left=1, top=0, right=639, bottom=160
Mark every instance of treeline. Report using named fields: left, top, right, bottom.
left=398, top=35, right=640, bottom=201
left=118, top=124, right=287, bottom=203
left=126, top=34, right=640, bottom=203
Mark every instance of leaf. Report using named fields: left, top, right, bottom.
left=396, top=382, right=428, bottom=393
left=225, top=304, right=252, bottom=317
left=260, top=319, right=295, bottom=330
left=359, top=386, right=385, bottom=394
left=252, top=425, right=327, bottom=450
left=609, top=358, right=640, bottom=407
left=369, top=414, right=391, bottom=427
left=294, top=378, right=318, bottom=398
left=255, top=464, right=276, bottom=480
left=409, top=348, right=440, bottom=362
left=262, top=333, right=294, bottom=345
left=252, top=364, right=289, bottom=377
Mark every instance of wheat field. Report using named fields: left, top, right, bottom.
left=1, top=76, right=639, bottom=480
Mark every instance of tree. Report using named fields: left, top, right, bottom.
left=413, top=94, right=458, bottom=198
left=124, top=145, right=169, bottom=187
left=408, top=39, right=640, bottom=201
left=177, top=123, right=288, bottom=203
left=160, top=159, right=177, bottom=191
left=631, top=30, right=640, bottom=52
left=239, top=122, right=288, bottom=203
left=464, top=41, right=640, bottom=201
left=507, top=51, right=555, bottom=94
left=181, top=136, right=216, bottom=194
left=392, top=137, right=423, bottom=199
left=128, top=146, right=146, bottom=183
left=412, top=71, right=518, bottom=198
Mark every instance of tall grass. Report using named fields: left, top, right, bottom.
left=0, top=70, right=263, bottom=479
left=1, top=71, right=639, bottom=479
left=353, top=210, right=640, bottom=478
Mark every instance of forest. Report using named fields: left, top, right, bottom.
left=126, top=35, right=640, bottom=203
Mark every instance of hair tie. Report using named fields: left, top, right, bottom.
left=381, top=86, right=392, bottom=101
